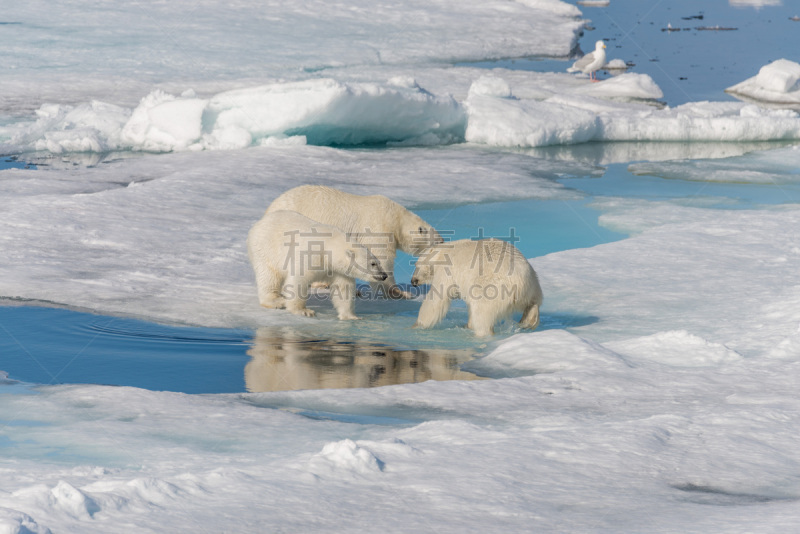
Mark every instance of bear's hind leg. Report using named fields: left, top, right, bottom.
left=519, top=303, right=540, bottom=331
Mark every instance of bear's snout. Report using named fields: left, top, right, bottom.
left=410, top=277, right=419, bottom=287
left=376, top=272, right=388, bottom=281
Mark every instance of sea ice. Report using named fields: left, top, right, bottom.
left=7, top=67, right=800, bottom=154
left=467, top=84, right=800, bottom=147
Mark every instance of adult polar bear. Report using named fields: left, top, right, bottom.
left=266, top=185, right=443, bottom=298
left=247, top=210, right=388, bottom=319
left=411, top=239, right=543, bottom=336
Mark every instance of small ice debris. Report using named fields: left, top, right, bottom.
left=605, top=58, right=628, bottom=71
left=729, top=0, right=782, bottom=7
left=308, top=439, right=384, bottom=478
left=468, top=75, right=513, bottom=98
left=577, top=0, right=610, bottom=6
left=696, top=26, right=738, bottom=31
left=49, top=481, right=101, bottom=520
left=388, top=76, right=420, bottom=89
left=790, top=15, right=800, bottom=22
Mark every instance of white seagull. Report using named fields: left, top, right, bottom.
left=568, top=40, right=607, bottom=82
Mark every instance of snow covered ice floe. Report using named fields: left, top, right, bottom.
left=536, top=199, right=800, bottom=357
left=4, top=80, right=466, bottom=154
left=726, top=59, right=800, bottom=107
left=465, top=74, right=800, bottom=147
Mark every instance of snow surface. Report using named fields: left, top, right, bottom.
left=0, top=0, right=584, bottom=114
left=2, top=0, right=800, bottom=532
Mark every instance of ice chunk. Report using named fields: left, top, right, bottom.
left=729, top=0, right=783, bottom=7
left=49, top=481, right=101, bottom=520
left=120, top=91, right=208, bottom=152
left=726, top=59, right=800, bottom=105
left=605, top=58, right=629, bottom=70
left=8, top=101, right=130, bottom=154
left=0, top=509, right=50, bottom=534
left=467, top=76, right=514, bottom=98
left=308, top=439, right=384, bottom=478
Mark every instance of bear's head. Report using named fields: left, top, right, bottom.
left=400, top=213, right=444, bottom=256
left=346, top=244, right=389, bottom=282
left=410, top=246, right=446, bottom=286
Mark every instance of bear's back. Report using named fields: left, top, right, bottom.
left=266, top=185, right=399, bottom=235
left=249, top=210, right=347, bottom=270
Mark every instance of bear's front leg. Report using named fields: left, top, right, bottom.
left=329, top=275, right=359, bottom=320
left=413, top=288, right=451, bottom=329
left=283, top=277, right=316, bottom=317
left=253, top=264, right=286, bottom=308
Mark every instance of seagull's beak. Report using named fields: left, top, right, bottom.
left=603, top=43, right=607, bottom=49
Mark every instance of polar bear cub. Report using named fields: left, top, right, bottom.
left=266, top=185, right=443, bottom=298
left=247, top=210, right=388, bottom=319
left=411, top=239, right=543, bottom=336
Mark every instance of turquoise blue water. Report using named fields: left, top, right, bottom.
left=395, top=197, right=625, bottom=283
left=0, top=305, right=252, bottom=393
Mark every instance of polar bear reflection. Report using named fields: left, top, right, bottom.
left=245, top=327, right=483, bottom=392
